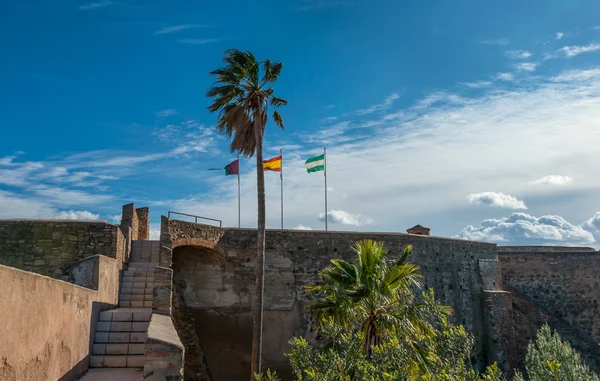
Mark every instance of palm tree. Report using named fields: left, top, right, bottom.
left=308, top=240, right=451, bottom=361
left=207, top=49, right=287, bottom=379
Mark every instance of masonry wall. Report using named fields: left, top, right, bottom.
left=0, top=264, right=117, bottom=381
left=0, top=220, right=120, bottom=277
left=167, top=221, right=499, bottom=380
left=499, top=248, right=600, bottom=371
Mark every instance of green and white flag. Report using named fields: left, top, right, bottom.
left=305, top=153, right=325, bottom=173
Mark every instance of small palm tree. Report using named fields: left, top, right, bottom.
left=308, top=240, right=451, bottom=361
left=207, top=49, right=287, bottom=379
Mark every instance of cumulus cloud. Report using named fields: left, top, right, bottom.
left=53, top=210, right=100, bottom=220
left=556, top=32, right=564, bottom=40
left=583, top=212, right=600, bottom=242
left=496, top=72, right=515, bottom=81
left=505, top=50, right=532, bottom=59
left=294, top=224, right=313, bottom=230
left=530, top=175, right=573, bottom=186
left=467, top=192, right=527, bottom=210
left=456, top=212, right=596, bottom=245
left=516, top=62, right=538, bottom=72
left=560, top=43, right=600, bottom=58
left=318, top=210, right=373, bottom=226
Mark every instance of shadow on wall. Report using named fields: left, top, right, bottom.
left=172, top=245, right=252, bottom=381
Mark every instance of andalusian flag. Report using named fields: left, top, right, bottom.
left=263, top=155, right=282, bottom=172
left=305, top=154, right=325, bottom=173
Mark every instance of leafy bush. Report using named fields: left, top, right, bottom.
left=514, top=324, right=600, bottom=381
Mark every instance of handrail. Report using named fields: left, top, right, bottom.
left=167, top=211, right=223, bottom=227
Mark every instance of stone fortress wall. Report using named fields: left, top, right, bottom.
left=499, top=246, right=600, bottom=371
left=161, top=219, right=515, bottom=380
left=0, top=203, right=599, bottom=380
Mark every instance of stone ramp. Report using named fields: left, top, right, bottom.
left=78, top=368, right=143, bottom=381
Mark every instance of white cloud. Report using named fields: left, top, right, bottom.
left=30, top=185, right=112, bottom=207
left=556, top=32, right=564, bottom=40
left=530, top=175, right=573, bottom=186
left=78, top=0, right=114, bottom=10
left=583, top=212, right=600, bottom=242
left=109, top=214, right=122, bottom=223
left=505, top=50, right=532, bottom=59
left=479, top=38, right=510, bottom=46
left=559, top=43, right=600, bottom=57
left=459, top=81, right=493, bottom=89
left=0, top=162, right=44, bottom=186
left=178, top=38, right=220, bottom=45
left=357, top=93, right=400, bottom=115
left=456, top=212, right=596, bottom=246
left=53, top=210, right=100, bottom=220
left=294, top=224, right=313, bottom=230
left=467, top=192, right=527, bottom=210
left=496, top=72, right=515, bottom=81
left=0, top=190, right=56, bottom=219
left=156, top=109, right=178, bottom=117
left=593, top=26, right=600, bottom=31
left=147, top=67, right=600, bottom=240
left=516, top=62, right=538, bottom=72
left=155, top=25, right=204, bottom=35
left=318, top=210, right=373, bottom=226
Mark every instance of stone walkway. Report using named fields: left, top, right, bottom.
left=78, top=368, right=143, bottom=381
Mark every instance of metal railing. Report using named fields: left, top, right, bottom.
left=167, top=211, right=223, bottom=227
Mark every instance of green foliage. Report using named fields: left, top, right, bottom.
left=276, top=316, right=503, bottom=381
left=513, top=325, right=600, bottom=381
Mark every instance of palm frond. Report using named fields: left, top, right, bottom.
left=261, top=60, right=283, bottom=85
left=270, top=96, right=288, bottom=108
left=273, top=110, right=284, bottom=129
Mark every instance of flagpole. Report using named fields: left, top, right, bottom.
left=324, top=147, right=328, bottom=231
left=237, top=153, right=241, bottom=228
left=280, top=148, right=284, bottom=230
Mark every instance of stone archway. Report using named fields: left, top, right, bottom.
left=172, top=245, right=252, bottom=381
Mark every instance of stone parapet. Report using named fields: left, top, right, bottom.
left=0, top=220, right=119, bottom=277
left=144, top=314, right=184, bottom=381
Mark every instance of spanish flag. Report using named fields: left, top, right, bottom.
left=263, top=155, right=282, bottom=172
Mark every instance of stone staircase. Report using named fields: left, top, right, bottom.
left=79, top=241, right=160, bottom=379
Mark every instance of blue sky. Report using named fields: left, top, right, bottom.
left=2, top=0, right=600, bottom=246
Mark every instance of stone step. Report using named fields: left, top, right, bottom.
left=127, top=263, right=158, bottom=269
left=119, top=300, right=153, bottom=308
left=95, top=321, right=150, bottom=333
left=89, top=355, right=144, bottom=368
left=92, top=343, right=145, bottom=355
left=94, top=332, right=147, bottom=344
left=120, top=288, right=153, bottom=296
left=119, top=293, right=153, bottom=302
left=122, top=270, right=154, bottom=277
left=78, top=368, right=144, bottom=381
left=98, top=308, right=152, bottom=322
left=122, top=281, right=154, bottom=288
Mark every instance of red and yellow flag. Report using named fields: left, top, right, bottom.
left=263, top=155, right=282, bottom=172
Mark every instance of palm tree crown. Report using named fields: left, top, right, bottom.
left=207, top=49, right=287, bottom=156
left=308, top=240, right=451, bottom=358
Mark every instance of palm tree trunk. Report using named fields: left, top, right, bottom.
left=251, top=104, right=267, bottom=380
